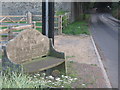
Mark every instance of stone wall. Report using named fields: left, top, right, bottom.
left=2, top=2, right=71, bottom=15
left=2, top=2, right=42, bottom=15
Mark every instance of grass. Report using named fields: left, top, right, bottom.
left=66, top=61, right=78, bottom=78
left=1, top=35, right=7, bottom=37
left=66, top=56, right=75, bottom=59
left=56, top=11, right=67, bottom=16
left=0, top=55, right=2, bottom=59
left=35, top=22, right=42, bottom=32
left=1, top=69, right=77, bottom=88
left=62, top=21, right=90, bottom=35
left=1, top=27, right=7, bottom=29
left=91, top=64, right=97, bottom=66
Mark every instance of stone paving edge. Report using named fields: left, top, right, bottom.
left=90, top=35, right=112, bottom=88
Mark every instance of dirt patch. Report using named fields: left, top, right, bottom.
left=54, top=34, right=99, bottom=66
left=54, top=34, right=107, bottom=88
left=67, top=61, right=107, bottom=88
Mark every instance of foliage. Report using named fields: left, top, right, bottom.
left=66, top=56, right=75, bottom=59
left=80, top=14, right=91, bottom=21
left=56, top=10, right=70, bottom=29
left=62, top=14, right=70, bottom=29
left=0, top=74, right=2, bottom=90
left=1, top=71, right=77, bottom=88
left=56, top=11, right=66, bottom=16
left=112, top=2, right=120, bottom=20
left=62, top=21, right=90, bottom=35
left=0, top=54, right=2, bottom=59
left=35, top=22, right=42, bottom=32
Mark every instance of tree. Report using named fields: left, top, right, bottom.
left=112, top=2, right=120, bottom=19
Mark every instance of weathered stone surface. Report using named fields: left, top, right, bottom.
left=6, top=29, right=50, bottom=64
left=2, top=2, right=71, bottom=15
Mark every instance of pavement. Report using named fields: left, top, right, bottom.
left=54, top=35, right=109, bottom=88
left=90, top=13, right=119, bottom=88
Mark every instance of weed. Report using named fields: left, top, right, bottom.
left=62, top=21, right=90, bottom=35
left=66, top=56, right=75, bottom=59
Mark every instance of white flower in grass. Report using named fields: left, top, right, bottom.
left=46, top=76, right=48, bottom=79
left=74, top=78, right=77, bottom=80
left=69, top=79, right=73, bottom=81
left=64, top=81, right=68, bottom=84
left=65, top=76, right=69, bottom=78
left=41, top=77, right=44, bottom=80
left=61, top=75, right=64, bottom=77
left=52, top=82, right=55, bottom=85
left=48, top=76, right=54, bottom=79
left=34, top=75, right=37, bottom=78
left=36, top=74, right=40, bottom=76
left=56, top=78, right=60, bottom=81
left=82, top=83, right=86, bottom=86
left=42, top=73, right=46, bottom=76
left=59, top=80, right=63, bottom=82
left=48, top=80, right=52, bottom=83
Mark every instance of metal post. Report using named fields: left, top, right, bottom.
left=42, top=2, right=46, bottom=35
left=48, top=2, right=54, bottom=45
left=42, top=0, right=54, bottom=45
left=42, top=0, right=49, bottom=36
left=45, top=0, right=49, bottom=37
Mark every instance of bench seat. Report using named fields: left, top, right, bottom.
left=23, top=56, right=65, bottom=73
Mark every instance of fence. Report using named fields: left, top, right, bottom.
left=0, top=12, right=71, bottom=35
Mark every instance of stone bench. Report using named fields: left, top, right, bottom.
left=2, top=29, right=66, bottom=75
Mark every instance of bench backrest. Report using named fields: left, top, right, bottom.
left=6, top=29, right=50, bottom=64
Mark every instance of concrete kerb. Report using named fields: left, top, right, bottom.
left=107, top=17, right=120, bottom=24
left=90, top=35, right=112, bottom=88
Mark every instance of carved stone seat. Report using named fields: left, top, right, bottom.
left=2, top=29, right=66, bottom=75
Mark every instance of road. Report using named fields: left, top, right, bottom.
left=90, top=13, right=119, bottom=88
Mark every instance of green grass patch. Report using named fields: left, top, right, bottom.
left=1, top=35, right=7, bottom=37
left=62, top=21, right=90, bottom=35
left=1, top=27, right=7, bottom=29
left=66, top=61, right=77, bottom=78
left=0, top=55, right=2, bottom=59
left=6, top=21, right=26, bottom=23
left=56, top=11, right=66, bottom=16
left=2, top=69, right=77, bottom=88
left=35, top=22, right=42, bottom=26
left=91, top=64, right=97, bottom=66
left=34, top=22, right=42, bottom=32
left=66, top=56, right=75, bottom=59
left=13, top=29, right=24, bottom=32
left=36, top=28, right=42, bottom=32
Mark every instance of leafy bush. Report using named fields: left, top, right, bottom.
left=62, top=15, right=70, bottom=29
left=56, top=11, right=70, bottom=29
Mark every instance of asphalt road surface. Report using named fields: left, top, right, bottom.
left=90, top=13, right=119, bottom=88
